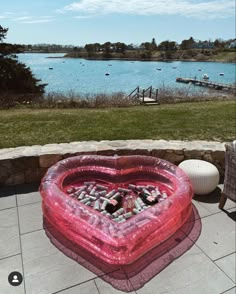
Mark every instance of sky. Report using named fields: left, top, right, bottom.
left=0, top=0, right=235, bottom=46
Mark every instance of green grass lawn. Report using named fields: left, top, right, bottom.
left=0, top=100, right=235, bottom=148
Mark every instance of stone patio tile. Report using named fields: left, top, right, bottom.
left=21, top=230, right=96, bottom=294
left=222, top=287, right=236, bottom=294
left=0, top=195, right=16, bottom=211
left=193, top=184, right=236, bottom=215
left=18, top=202, right=42, bottom=235
left=0, top=186, right=16, bottom=210
left=0, top=255, right=24, bottom=294
left=57, top=281, right=99, bottom=294
left=16, top=183, right=41, bottom=206
left=215, top=253, right=236, bottom=283
left=196, top=211, right=236, bottom=261
left=195, top=196, right=235, bottom=216
left=95, top=277, right=136, bottom=294
left=191, top=199, right=212, bottom=219
left=0, top=208, right=21, bottom=259
left=223, top=208, right=236, bottom=222
left=198, top=198, right=236, bottom=216
left=136, top=244, right=234, bottom=294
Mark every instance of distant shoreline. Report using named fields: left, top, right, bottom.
left=63, top=50, right=236, bottom=63
left=65, top=57, right=236, bottom=63
left=45, top=55, right=235, bottom=63
left=24, top=50, right=236, bottom=63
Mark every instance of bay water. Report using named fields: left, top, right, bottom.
left=18, top=53, right=235, bottom=95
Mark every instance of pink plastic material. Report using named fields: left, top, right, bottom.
left=40, top=155, right=193, bottom=265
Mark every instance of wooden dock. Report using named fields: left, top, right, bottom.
left=176, top=77, right=236, bottom=92
left=126, top=86, right=160, bottom=105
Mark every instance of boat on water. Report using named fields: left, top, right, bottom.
left=219, top=73, right=224, bottom=76
left=202, top=74, right=209, bottom=80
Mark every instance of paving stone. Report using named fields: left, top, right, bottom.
left=21, top=230, right=96, bottom=294
left=107, top=141, right=128, bottom=148
left=18, top=202, right=43, bottom=234
left=24, top=168, right=45, bottom=183
left=21, top=145, right=42, bottom=157
left=174, top=150, right=184, bottom=155
left=0, top=208, right=21, bottom=259
left=39, top=154, right=62, bottom=168
left=202, top=152, right=214, bottom=163
left=194, top=185, right=235, bottom=214
left=0, top=140, right=228, bottom=186
left=95, top=277, right=136, bottom=294
left=223, top=287, right=236, bottom=294
left=58, top=281, right=99, bottom=294
left=5, top=173, right=25, bottom=186
left=191, top=200, right=213, bottom=219
left=0, top=196, right=16, bottom=211
left=150, top=149, right=166, bottom=158
left=136, top=244, right=234, bottom=294
left=0, top=159, right=13, bottom=185
left=164, top=152, right=184, bottom=164
left=12, top=157, right=39, bottom=171
left=0, top=255, right=24, bottom=294
left=183, top=149, right=202, bottom=159
left=196, top=211, right=236, bottom=261
left=41, top=144, right=64, bottom=154
left=16, top=183, right=41, bottom=206
left=0, top=186, right=16, bottom=210
left=215, top=253, right=236, bottom=283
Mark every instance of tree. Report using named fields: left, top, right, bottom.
left=92, top=43, right=100, bottom=52
left=0, top=25, right=45, bottom=94
left=140, top=39, right=157, bottom=51
left=113, top=42, right=126, bottom=53
left=102, top=42, right=112, bottom=58
left=180, top=37, right=195, bottom=50
left=140, top=42, right=152, bottom=51
left=84, top=43, right=96, bottom=57
left=213, top=38, right=225, bottom=49
left=0, top=25, right=8, bottom=41
left=85, top=43, right=95, bottom=53
left=158, top=40, right=177, bottom=51
left=151, top=38, right=157, bottom=50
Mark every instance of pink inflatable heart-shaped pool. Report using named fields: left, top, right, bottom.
left=40, top=155, right=193, bottom=265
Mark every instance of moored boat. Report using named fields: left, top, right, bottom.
left=202, top=73, right=209, bottom=80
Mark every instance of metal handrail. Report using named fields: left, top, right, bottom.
left=125, top=86, right=140, bottom=99
left=126, top=86, right=159, bottom=103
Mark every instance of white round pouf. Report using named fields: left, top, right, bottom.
left=179, top=159, right=220, bottom=195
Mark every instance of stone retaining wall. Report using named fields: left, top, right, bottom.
left=0, top=140, right=226, bottom=186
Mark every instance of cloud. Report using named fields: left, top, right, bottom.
left=73, top=14, right=98, bottom=19
left=1, top=11, right=54, bottom=24
left=0, top=12, right=15, bottom=19
left=19, top=19, right=54, bottom=24
left=59, top=0, right=235, bottom=19
left=14, top=16, right=32, bottom=21
left=13, top=15, right=54, bottom=24
left=4, top=12, right=15, bottom=15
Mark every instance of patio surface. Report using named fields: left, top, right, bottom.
left=0, top=183, right=235, bottom=294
